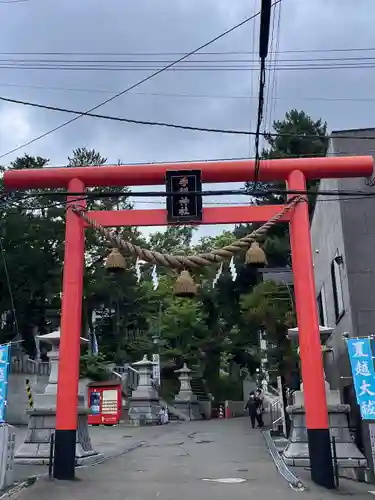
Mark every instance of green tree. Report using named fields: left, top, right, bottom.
left=247, top=109, right=328, bottom=210
left=0, top=155, right=66, bottom=354
left=240, top=280, right=296, bottom=381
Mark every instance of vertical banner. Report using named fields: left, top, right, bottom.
left=346, top=337, right=375, bottom=419
left=0, top=344, right=10, bottom=423
left=152, top=354, right=161, bottom=386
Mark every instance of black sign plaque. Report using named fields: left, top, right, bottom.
left=165, top=170, right=203, bottom=223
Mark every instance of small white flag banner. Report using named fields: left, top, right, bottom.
left=229, top=256, right=237, bottom=282
left=135, top=258, right=147, bottom=283
left=212, top=263, right=223, bottom=288
left=151, top=265, right=159, bottom=290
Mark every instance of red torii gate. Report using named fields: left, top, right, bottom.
left=4, top=155, right=373, bottom=488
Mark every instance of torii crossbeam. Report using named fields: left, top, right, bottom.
left=4, top=155, right=373, bottom=489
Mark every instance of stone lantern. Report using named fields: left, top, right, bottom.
left=15, top=329, right=100, bottom=465
left=174, top=363, right=201, bottom=420
left=128, top=355, right=160, bottom=425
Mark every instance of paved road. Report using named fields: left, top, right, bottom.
left=12, top=418, right=375, bottom=500
left=12, top=423, right=175, bottom=485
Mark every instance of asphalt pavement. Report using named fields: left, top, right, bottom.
left=12, top=422, right=175, bottom=485
left=11, top=418, right=375, bottom=500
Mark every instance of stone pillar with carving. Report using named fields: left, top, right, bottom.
left=15, top=330, right=100, bottom=465
left=173, top=363, right=201, bottom=420
left=128, top=355, right=161, bottom=425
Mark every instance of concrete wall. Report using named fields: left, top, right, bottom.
left=225, top=401, right=246, bottom=418
left=311, top=177, right=354, bottom=391
left=7, top=373, right=48, bottom=425
left=7, top=375, right=94, bottom=425
left=311, top=131, right=375, bottom=393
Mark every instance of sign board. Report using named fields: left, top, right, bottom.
left=369, top=423, right=375, bottom=471
left=0, top=345, right=10, bottom=423
left=0, top=424, right=15, bottom=490
left=165, top=170, right=202, bottom=223
left=346, top=337, right=375, bottom=419
left=101, top=389, right=118, bottom=415
left=152, top=354, right=161, bottom=386
left=88, top=384, right=122, bottom=425
left=90, top=391, right=100, bottom=415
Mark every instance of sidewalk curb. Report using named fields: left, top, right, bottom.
left=262, top=430, right=305, bottom=491
left=1, top=440, right=146, bottom=499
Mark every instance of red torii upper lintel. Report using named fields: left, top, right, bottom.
left=3, top=155, right=373, bottom=190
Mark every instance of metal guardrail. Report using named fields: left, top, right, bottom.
left=263, top=430, right=304, bottom=490
left=269, top=396, right=283, bottom=431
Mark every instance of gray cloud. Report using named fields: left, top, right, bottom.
left=0, top=0, right=374, bottom=239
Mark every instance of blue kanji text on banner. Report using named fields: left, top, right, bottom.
left=346, top=337, right=375, bottom=419
left=0, top=344, right=10, bottom=423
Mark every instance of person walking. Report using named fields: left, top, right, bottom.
left=255, top=388, right=264, bottom=428
left=245, top=391, right=258, bottom=428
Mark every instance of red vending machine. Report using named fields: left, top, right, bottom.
left=88, top=381, right=122, bottom=426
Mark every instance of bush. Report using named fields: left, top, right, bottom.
left=79, top=353, right=109, bottom=381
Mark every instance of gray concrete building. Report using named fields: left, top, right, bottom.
left=310, top=127, right=375, bottom=457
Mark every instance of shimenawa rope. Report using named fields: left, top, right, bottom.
left=71, top=196, right=303, bottom=270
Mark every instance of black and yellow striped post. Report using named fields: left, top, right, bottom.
left=25, top=378, right=33, bottom=409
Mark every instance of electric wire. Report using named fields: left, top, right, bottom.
left=0, top=62, right=375, bottom=71
left=0, top=94, right=369, bottom=142
left=0, top=5, right=278, bottom=161
left=247, top=0, right=257, bottom=156
left=267, top=2, right=282, bottom=142
left=4, top=187, right=375, bottom=200
left=263, top=0, right=279, bottom=142
left=2, top=47, right=375, bottom=55
left=4, top=56, right=375, bottom=63
left=253, top=0, right=275, bottom=189
left=0, top=82, right=372, bottom=103
left=1, top=150, right=367, bottom=170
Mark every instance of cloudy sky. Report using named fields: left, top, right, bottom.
left=0, top=0, right=374, bottom=240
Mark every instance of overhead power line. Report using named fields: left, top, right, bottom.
left=2, top=47, right=375, bottom=55
left=4, top=187, right=375, bottom=208
left=2, top=94, right=375, bottom=142
left=1, top=62, right=375, bottom=71
left=0, top=3, right=278, bottom=160
left=0, top=81, right=373, bottom=103
left=0, top=56, right=374, bottom=63
left=253, top=0, right=274, bottom=189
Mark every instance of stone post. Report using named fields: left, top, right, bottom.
left=15, top=330, right=100, bottom=465
left=174, top=363, right=201, bottom=420
left=128, top=355, right=160, bottom=425
left=283, top=349, right=367, bottom=475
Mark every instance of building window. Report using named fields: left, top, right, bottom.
left=331, top=253, right=345, bottom=322
left=317, top=285, right=327, bottom=326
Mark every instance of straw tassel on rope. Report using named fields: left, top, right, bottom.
left=245, top=241, right=267, bottom=266
left=174, top=270, right=198, bottom=298
left=105, top=247, right=126, bottom=272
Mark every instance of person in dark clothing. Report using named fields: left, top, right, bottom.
left=245, top=391, right=258, bottom=428
left=255, top=389, right=264, bottom=428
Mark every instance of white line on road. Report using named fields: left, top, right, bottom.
left=202, top=478, right=246, bottom=483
